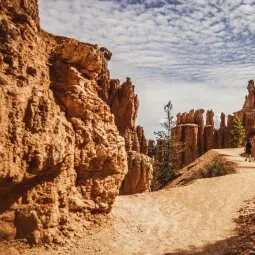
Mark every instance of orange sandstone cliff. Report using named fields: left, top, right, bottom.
left=0, top=0, right=152, bottom=243
left=103, top=78, right=153, bottom=195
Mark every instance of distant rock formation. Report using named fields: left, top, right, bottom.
left=176, top=124, right=199, bottom=166
left=0, top=0, right=152, bottom=244
left=173, top=109, right=227, bottom=167
left=172, top=80, right=255, bottom=167
left=194, top=109, right=205, bottom=154
left=243, top=80, right=255, bottom=110
left=232, top=80, right=255, bottom=156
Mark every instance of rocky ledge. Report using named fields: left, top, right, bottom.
left=0, top=0, right=152, bottom=244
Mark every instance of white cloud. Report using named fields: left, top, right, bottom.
left=39, top=0, right=255, bottom=138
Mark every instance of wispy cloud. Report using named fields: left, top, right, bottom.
left=39, top=0, right=255, bottom=138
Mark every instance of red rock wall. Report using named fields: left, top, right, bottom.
left=107, top=78, right=139, bottom=135
left=0, top=0, right=130, bottom=244
left=96, top=59, right=153, bottom=195
left=137, top=126, right=148, bottom=155
left=194, top=109, right=205, bottom=155
left=120, top=152, right=153, bottom=195
left=204, top=125, right=214, bottom=152
left=102, top=78, right=153, bottom=195
left=182, top=124, right=199, bottom=165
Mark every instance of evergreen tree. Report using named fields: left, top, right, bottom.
left=154, top=101, right=183, bottom=187
left=229, top=118, right=245, bottom=148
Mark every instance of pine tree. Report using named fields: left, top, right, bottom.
left=154, top=101, right=183, bottom=187
left=229, top=118, right=246, bottom=148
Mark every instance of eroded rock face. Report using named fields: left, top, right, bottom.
left=175, top=124, right=199, bottom=166
left=136, top=126, right=148, bottom=155
left=243, top=80, right=255, bottom=109
left=180, top=112, right=187, bottom=124
left=120, top=152, right=153, bottom=195
left=220, top=113, right=226, bottom=128
left=205, top=111, right=215, bottom=151
left=174, top=109, right=218, bottom=167
left=194, top=109, right=205, bottom=155
left=206, top=110, right=214, bottom=127
left=0, top=0, right=128, bottom=244
left=95, top=72, right=153, bottom=195
left=103, top=77, right=153, bottom=195
left=186, top=109, right=195, bottom=123
left=204, top=125, right=214, bottom=152
left=218, top=113, right=228, bottom=148
left=108, top=77, right=139, bottom=136
left=50, top=59, right=128, bottom=211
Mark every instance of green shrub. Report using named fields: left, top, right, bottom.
left=229, top=118, right=246, bottom=148
left=201, top=156, right=236, bottom=178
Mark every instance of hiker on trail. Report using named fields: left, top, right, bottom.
left=245, top=138, right=253, bottom=162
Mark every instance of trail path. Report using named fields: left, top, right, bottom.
left=4, top=148, right=255, bottom=255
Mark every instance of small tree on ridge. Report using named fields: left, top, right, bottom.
left=229, top=118, right=245, bottom=148
left=154, top=101, right=183, bottom=187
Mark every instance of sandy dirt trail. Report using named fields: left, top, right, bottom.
left=4, top=148, right=255, bottom=255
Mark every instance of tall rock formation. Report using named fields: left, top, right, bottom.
left=120, top=151, right=153, bottom=195
left=106, top=78, right=140, bottom=152
left=136, top=126, right=148, bottom=155
left=243, top=80, right=255, bottom=110
left=182, top=124, right=199, bottom=165
left=174, top=108, right=222, bottom=167
left=232, top=80, right=255, bottom=155
left=103, top=78, right=153, bottom=195
left=204, top=110, right=215, bottom=152
left=217, top=113, right=228, bottom=148
left=228, top=80, right=255, bottom=139
left=0, top=0, right=152, bottom=244
left=194, top=109, right=205, bottom=154
left=173, top=110, right=203, bottom=167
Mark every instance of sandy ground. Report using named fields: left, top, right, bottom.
left=1, top=148, right=255, bottom=255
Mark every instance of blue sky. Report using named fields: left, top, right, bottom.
left=39, top=0, right=255, bottom=138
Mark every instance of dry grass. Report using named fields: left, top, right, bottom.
left=165, top=150, right=237, bottom=189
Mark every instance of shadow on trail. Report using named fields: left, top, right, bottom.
left=163, top=236, right=251, bottom=255
left=164, top=197, right=255, bottom=255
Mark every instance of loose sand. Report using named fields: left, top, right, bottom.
left=1, top=148, right=255, bottom=255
